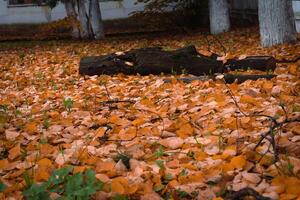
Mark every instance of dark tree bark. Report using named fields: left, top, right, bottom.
left=209, top=0, right=230, bottom=35
left=164, top=74, right=277, bottom=84
left=258, top=0, right=297, bottom=47
left=79, top=45, right=277, bottom=76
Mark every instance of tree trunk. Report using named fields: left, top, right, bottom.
left=77, top=0, right=90, bottom=39
left=63, top=0, right=80, bottom=39
left=89, top=0, right=104, bottom=39
left=209, top=0, right=230, bottom=35
left=258, top=0, right=297, bottom=47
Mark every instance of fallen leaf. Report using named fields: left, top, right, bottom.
left=159, top=137, right=184, bottom=149
left=8, top=144, right=21, bottom=160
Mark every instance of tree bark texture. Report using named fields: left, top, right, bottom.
left=79, top=45, right=277, bottom=76
left=63, top=0, right=80, bottom=39
left=209, top=0, right=230, bottom=35
left=89, top=0, right=104, bottom=39
left=77, top=0, right=90, bottom=39
left=258, top=0, right=297, bottom=47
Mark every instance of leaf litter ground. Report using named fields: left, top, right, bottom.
left=0, top=28, right=300, bottom=200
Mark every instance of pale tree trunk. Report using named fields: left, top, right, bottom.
left=89, top=0, right=104, bottom=39
left=209, top=0, right=230, bottom=35
left=77, top=0, right=90, bottom=39
left=258, top=0, right=297, bottom=47
left=63, top=0, right=80, bottom=39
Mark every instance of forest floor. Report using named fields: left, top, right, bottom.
left=0, top=28, right=300, bottom=200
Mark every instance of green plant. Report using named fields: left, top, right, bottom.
left=63, top=97, right=73, bottom=113
left=171, top=67, right=177, bottom=76
left=267, top=69, right=274, bottom=75
left=43, top=117, right=50, bottom=129
left=51, top=81, right=58, bottom=90
left=218, top=135, right=225, bottom=150
left=179, top=169, right=188, bottom=177
left=112, top=194, right=127, bottom=200
left=153, top=146, right=168, bottom=158
left=181, top=68, right=187, bottom=75
left=155, top=160, right=165, bottom=170
left=0, top=182, right=6, bottom=192
left=292, top=104, right=299, bottom=112
left=176, top=189, right=189, bottom=198
left=22, top=166, right=103, bottom=200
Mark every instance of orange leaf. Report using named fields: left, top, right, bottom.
left=24, top=122, right=38, bottom=134
left=111, top=179, right=125, bottom=194
left=240, top=95, right=257, bottom=105
left=96, top=161, right=115, bottom=173
left=37, top=158, right=53, bottom=168
left=0, top=159, right=9, bottom=170
left=8, top=144, right=21, bottom=160
left=262, top=81, right=273, bottom=91
left=94, top=127, right=106, bottom=138
left=224, top=155, right=246, bottom=172
left=176, top=123, right=193, bottom=139
left=285, top=177, right=300, bottom=195
left=132, top=118, right=145, bottom=126
left=73, top=166, right=87, bottom=174
left=118, top=127, right=136, bottom=140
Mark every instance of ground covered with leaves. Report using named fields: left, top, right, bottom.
left=0, top=28, right=300, bottom=200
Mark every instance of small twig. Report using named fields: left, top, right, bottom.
left=211, top=34, right=227, bottom=55
left=103, top=82, right=111, bottom=100
left=222, top=79, right=299, bottom=163
left=100, top=99, right=136, bottom=104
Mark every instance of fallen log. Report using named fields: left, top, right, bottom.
left=164, top=74, right=276, bottom=84
left=79, top=45, right=276, bottom=77
left=226, top=56, right=276, bottom=71
left=79, top=45, right=224, bottom=76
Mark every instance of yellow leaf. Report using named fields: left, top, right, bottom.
left=8, top=144, right=21, bottom=160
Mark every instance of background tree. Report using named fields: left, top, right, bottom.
left=133, top=0, right=208, bottom=30
left=47, top=0, right=104, bottom=39
left=209, top=0, right=230, bottom=34
left=62, top=0, right=80, bottom=38
left=89, top=0, right=104, bottom=39
left=258, top=0, right=297, bottom=47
